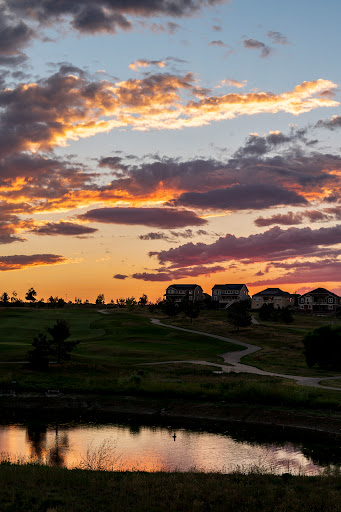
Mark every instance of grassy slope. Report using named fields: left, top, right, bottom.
left=161, top=310, right=341, bottom=377
left=1, top=307, right=341, bottom=411
left=0, top=308, right=239, bottom=364
left=1, top=463, right=341, bottom=512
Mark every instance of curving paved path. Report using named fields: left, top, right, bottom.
left=149, top=318, right=341, bottom=391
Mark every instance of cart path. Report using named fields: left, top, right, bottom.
left=149, top=318, right=341, bottom=391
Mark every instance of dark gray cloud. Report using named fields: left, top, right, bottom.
left=151, top=224, right=341, bottom=268
left=132, top=264, right=225, bottom=281
left=28, top=221, right=98, bottom=236
left=243, top=38, right=272, bottom=58
left=234, top=130, right=307, bottom=158
left=0, top=215, right=26, bottom=245
left=316, top=116, right=341, bottom=130
left=113, top=273, right=128, bottom=279
left=0, top=9, right=34, bottom=66
left=79, top=207, right=207, bottom=228
left=8, top=0, right=228, bottom=34
left=170, top=183, right=307, bottom=210
left=139, top=228, right=210, bottom=241
left=255, top=207, right=341, bottom=227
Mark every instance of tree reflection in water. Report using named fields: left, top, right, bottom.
left=26, top=422, right=69, bottom=467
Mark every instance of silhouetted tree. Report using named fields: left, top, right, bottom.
left=161, top=299, right=179, bottom=317
left=138, top=294, right=148, bottom=307
left=26, top=287, right=37, bottom=304
left=0, top=292, right=9, bottom=305
left=303, top=325, right=341, bottom=370
left=281, top=307, right=294, bottom=324
left=116, top=298, right=125, bottom=308
left=227, top=300, right=252, bottom=332
left=95, top=293, right=105, bottom=305
left=10, top=291, right=18, bottom=303
left=28, top=333, right=50, bottom=370
left=125, top=297, right=137, bottom=310
left=258, top=303, right=274, bottom=321
left=48, top=319, right=78, bottom=364
left=182, top=300, right=200, bottom=323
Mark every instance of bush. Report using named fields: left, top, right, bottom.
left=303, top=325, right=341, bottom=369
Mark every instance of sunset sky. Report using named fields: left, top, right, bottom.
left=1, top=0, right=341, bottom=302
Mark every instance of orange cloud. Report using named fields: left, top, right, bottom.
left=1, top=68, right=337, bottom=158
left=129, top=59, right=166, bottom=71
left=0, top=254, right=67, bottom=271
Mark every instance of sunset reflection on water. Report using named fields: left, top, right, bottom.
left=0, top=423, right=328, bottom=475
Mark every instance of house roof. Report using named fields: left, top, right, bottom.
left=252, top=287, right=292, bottom=297
left=212, top=284, right=247, bottom=291
left=300, top=287, right=340, bottom=299
left=166, top=284, right=201, bottom=291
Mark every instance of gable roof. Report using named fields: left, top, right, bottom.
left=300, top=287, right=340, bottom=299
left=252, top=287, right=292, bottom=297
left=166, top=284, right=201, bottom=291
left=212, top=284, right=247, bottom=291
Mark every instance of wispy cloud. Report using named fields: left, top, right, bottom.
left=266, top=31, right=290, bottom=45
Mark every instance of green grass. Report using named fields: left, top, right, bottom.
left=0, top=307, right=239, bottom=364
left=161, top=310, right=341, bottom=377
left=1, top=307, right=341, bottom=411
left=1, top=463, right=341, bottom=512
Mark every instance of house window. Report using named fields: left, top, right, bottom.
left=328, top=298, right=334, bottom=303
left=329, top=305, right=333, bottom=309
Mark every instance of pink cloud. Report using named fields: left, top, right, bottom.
left=151, top=225, right=341, bottom=268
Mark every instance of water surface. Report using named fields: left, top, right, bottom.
left=0, top=419, right=337, bottom=475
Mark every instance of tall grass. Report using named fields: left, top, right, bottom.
left=1, top=462, right=341, bottom=512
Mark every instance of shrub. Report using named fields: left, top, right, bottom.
left=303, top=325, right=341, bottom=370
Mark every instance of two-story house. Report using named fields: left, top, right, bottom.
left=299, top=288, right=340, bottom=313
left=252, top=288, right=293, bottom=310
left=165, top=284, right=204, bottom=303
left=212, top=284, right=249, bottom=308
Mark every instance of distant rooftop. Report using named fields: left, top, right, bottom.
left=300, top=287, right=340, bottom=298
left=253, top=287, right=292, bottom=297
left=212, top=284, right=247, bottom=290
left=166, top=284, right=201, bottom=291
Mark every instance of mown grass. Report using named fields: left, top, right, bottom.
left=1, top=462, right=341, bottom=512
left=0, top=308, right=239, bottom=364
left=1, top=307, right=341, bottom=412
left=161, top=309, right=341, bottom=377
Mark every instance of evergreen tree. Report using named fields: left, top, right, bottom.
left=227, top=301, right=252, bottom=332
left=28, top=333, right=50, bottom=370
left=47, top=319, right=78, bottom=364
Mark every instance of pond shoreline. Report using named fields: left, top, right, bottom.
left=1, top=393, right=341, bottom=437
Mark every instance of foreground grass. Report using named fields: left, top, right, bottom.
left=1, top=463, right=341, bottom=512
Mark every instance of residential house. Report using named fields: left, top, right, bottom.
left=165, top=284, right=204, bottom=303
left=212, top=284, right=249, bottom=308
left=299, top=288, right=340, bottom=313
left=252, top=288, right=293, bottom=310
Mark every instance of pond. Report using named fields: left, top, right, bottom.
left=1, top=413, right=340, bottom=475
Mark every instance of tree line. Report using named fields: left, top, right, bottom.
left=0, top=289, right=150, bottom=308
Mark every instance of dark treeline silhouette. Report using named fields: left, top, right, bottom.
left=0, top=288, right=152, bottom=309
